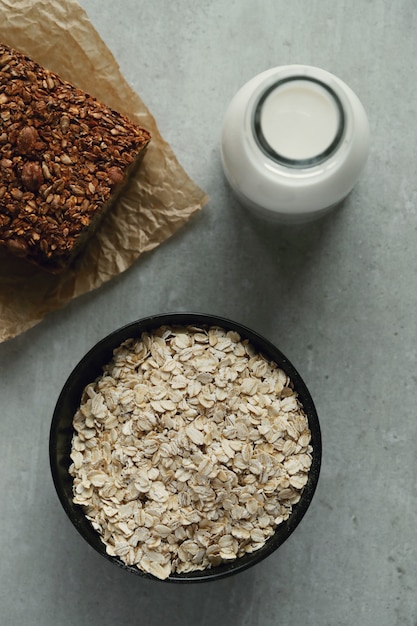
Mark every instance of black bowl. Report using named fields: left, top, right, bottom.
left=49, top=312, right=321, bottom=583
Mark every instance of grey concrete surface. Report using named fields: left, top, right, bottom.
left=1, top=1, right=416, bottom=625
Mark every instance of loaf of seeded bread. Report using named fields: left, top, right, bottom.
left=0, top=42, right=151, bottom=272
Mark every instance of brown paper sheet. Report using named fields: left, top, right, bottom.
left=0, top=0, right=208, bottom=343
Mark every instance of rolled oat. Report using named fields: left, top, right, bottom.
left=70, top=325, right=312, bottom=579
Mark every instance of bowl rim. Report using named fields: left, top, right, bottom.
left=49, top=312, right=322, bottom=583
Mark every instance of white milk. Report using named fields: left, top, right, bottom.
left=259, top=79, right=340, bottom=161
left=221, top=65, right=370, bottom=222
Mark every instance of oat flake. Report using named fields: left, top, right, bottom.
left=70, top=325, right=312, bottom=579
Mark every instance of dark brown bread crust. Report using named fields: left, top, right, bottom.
left=0, top=42, right=151, bottom=272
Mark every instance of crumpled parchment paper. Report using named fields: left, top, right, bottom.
left=0, top=0, right=208, bottom=342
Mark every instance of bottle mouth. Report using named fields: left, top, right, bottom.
left=252, top=76, right=345, bottom=168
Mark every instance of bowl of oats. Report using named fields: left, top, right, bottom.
left=50, top=313, right=321, bottom=582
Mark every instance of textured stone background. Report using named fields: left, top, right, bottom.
left=1, top=1, right=416, bottom=624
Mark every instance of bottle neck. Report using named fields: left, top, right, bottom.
left=252, top=75, right=346, bottom=169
